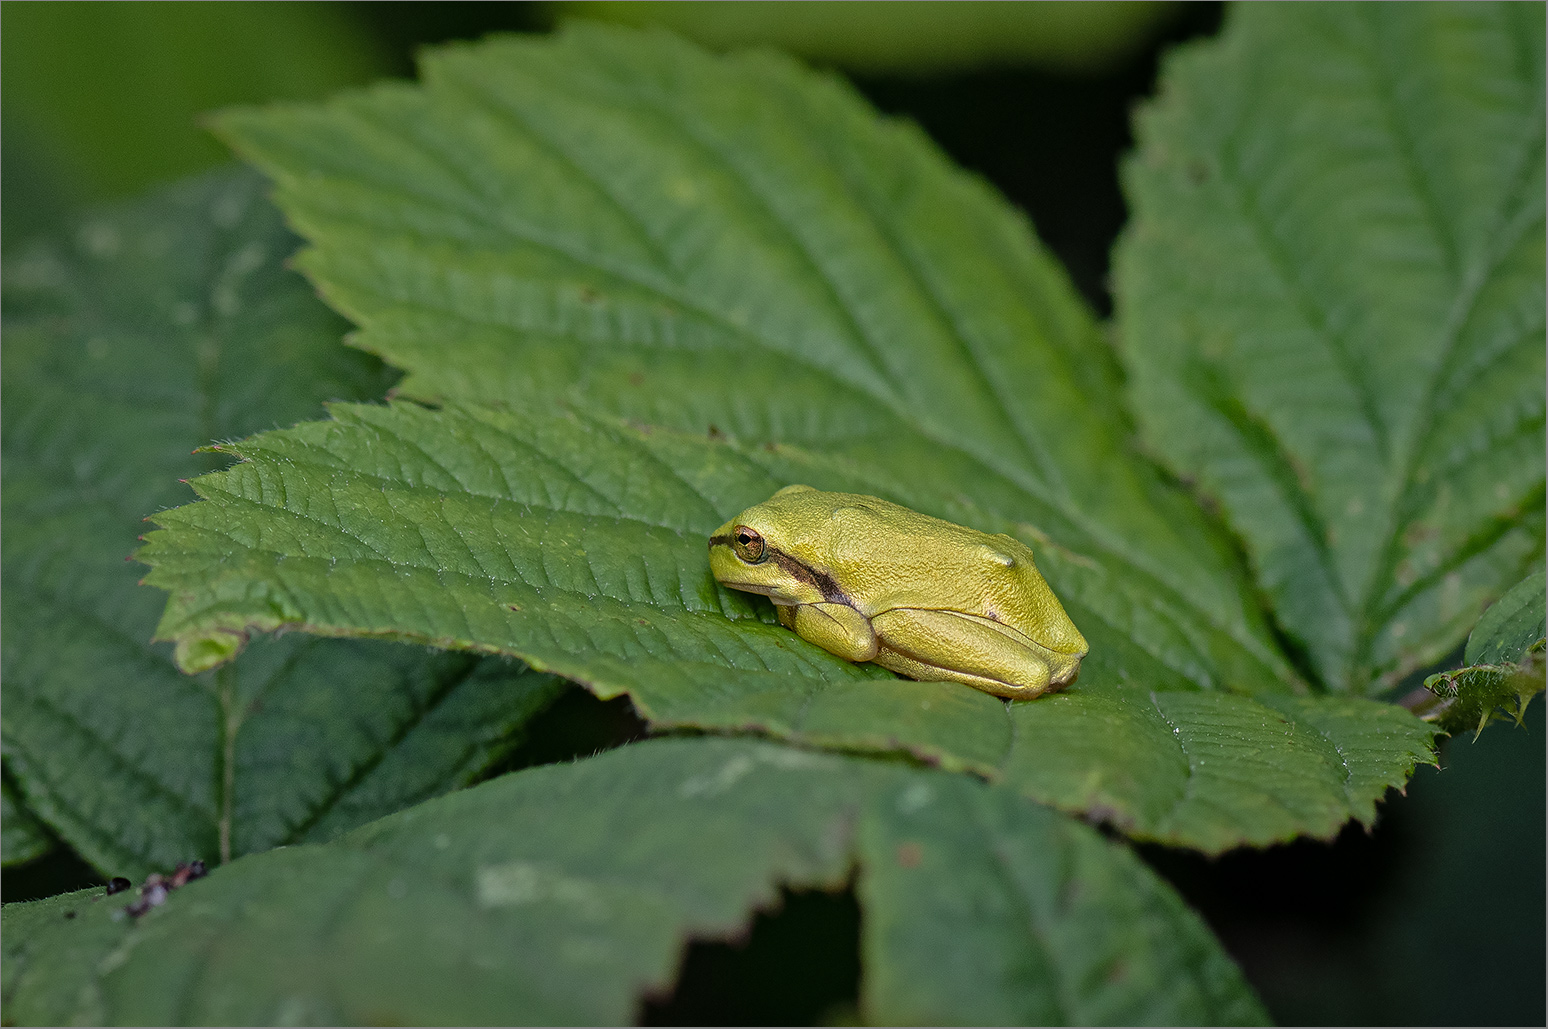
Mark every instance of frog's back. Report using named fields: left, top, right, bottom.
left=816, top=496, right=1086, bottom=658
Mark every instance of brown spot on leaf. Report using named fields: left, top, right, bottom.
left=896, top=842, right=923, bottom=868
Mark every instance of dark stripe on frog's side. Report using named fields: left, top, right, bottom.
left=709, top=535, right=849, bottom=606
left=767, top=547, right=848, bottom=605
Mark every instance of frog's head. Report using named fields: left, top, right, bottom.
left=708, top=484, right=836, bottom=607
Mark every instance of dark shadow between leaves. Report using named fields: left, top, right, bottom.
left=480, top=683, right=650, bottom=779
left=1, top=844, right=105, bottom=905
left=1142, top=697, right=1546, bottom=1026
left=640, top=883, right=862, bottom=1027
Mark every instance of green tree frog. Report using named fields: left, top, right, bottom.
left=708, top=485, right=1088, bottom=699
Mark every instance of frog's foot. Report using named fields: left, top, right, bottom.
left=789, top=601, right=879, bottom=663
left=870, top=608, right=1079, bottom=700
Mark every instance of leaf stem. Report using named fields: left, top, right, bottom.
left=216, top=663, right=239, bottom=865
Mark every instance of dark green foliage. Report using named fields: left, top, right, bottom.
left=1, top=740, right=1266, bottom=1026
left=1, top=171, right=564, bottom=878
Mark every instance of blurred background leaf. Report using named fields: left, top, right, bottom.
left=1, top=0, right=391, bottom=209
left=1, top=778, right=53, bottom=868
left=2, top=740, right=1264, bottom=1026
left=2, top=170, right=563, bottom=881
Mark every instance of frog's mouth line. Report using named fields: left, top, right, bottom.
left=716, top=579, right=782, bottom=597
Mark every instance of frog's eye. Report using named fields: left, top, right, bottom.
left=732, top=526, right=766, bottom=563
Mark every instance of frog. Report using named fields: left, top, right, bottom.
left=708, top=485, right=1088, bottom=699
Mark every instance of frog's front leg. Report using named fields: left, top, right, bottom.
left=869, top=608, right=1061, bottom=699
left=778, top=602, right=879, bottom=663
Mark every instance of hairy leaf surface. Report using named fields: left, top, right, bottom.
left=1, top=739, right=1267, bottom=1026
left=1, top=170, right=563, bottom=878
left=1116, top=2, right=1546, bottom=693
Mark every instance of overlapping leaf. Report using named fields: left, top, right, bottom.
left=1115, top=2, right=1546, bottom=694
left=1, top=170, right=563, bottom=878
left=1, top=739, right=1267, bottom=1026
left=141, top=401, right=1437, bottom=850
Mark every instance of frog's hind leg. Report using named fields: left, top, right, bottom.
left=870, top=608, right=1058, bottom=699
left=787, top=602, right=879, bottom=663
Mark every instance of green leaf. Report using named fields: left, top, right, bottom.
left=546, top=1, right=1183, bottom=75
left=213, top=24, right=1302, bottom=702
left=1, top=169, right=564, bottom=879
left=1115, top=2, right=1546, bottom=695
left=139, top=400, right=1438, bottom=851
left=1464, top=567, right=1546, bottom=667
left=1, top=885, right=128, bottom=1027
left=1, top=739, right=1268, bottom=1026
left=2, top=777, right=52, bottom=867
